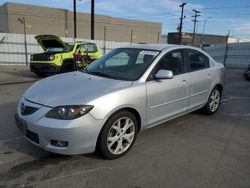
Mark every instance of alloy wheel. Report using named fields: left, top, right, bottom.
left=107, top=117, right=135, bottom=155
left=209, top=89, right=220, bottom=112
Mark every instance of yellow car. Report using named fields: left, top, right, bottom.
left=30, top=35, right=103, bottom=76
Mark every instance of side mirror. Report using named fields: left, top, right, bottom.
left=155, top=70, right=174, bottom=80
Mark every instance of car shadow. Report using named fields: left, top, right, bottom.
left=0, top=100, right=104, bottom=162
left=6, top=68, right=38, bottom=79
left=0, top=101, right=56, bottom=158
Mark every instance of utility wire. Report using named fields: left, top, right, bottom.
left=203, top=5, right=250, bottom=10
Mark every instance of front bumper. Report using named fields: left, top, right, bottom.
left=30, top=63, right=61, bottom=74
left=15, top=99, right=103, bottom=155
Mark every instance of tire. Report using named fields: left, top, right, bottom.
left=98, top=110, right=138, bottom=159
left=203, top=87, right=221, bottom=114
left=244, top=76, right=250, bottom=81
left=61, top=61, right=74, bottom=73
left=35, top=72, right=47, bottom=77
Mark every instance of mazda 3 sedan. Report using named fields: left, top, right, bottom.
left=15, top=44, right=225, bottom=159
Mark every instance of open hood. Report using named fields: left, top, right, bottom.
left=35, top=35, right=67, bottom=51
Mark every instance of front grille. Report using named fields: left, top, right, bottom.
left=30, top=63, right=57, bottom=71
left=21, top=105, right=39, bottom=115
left=32, top=53, right=50, bottom=61
left=26, top=129, right=39, bottom=144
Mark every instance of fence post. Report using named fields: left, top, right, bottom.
left=223, top=44, right=229, bottom=67
left=103, top=26, right=106, bottom=54
left=157, top=32, right=160, bottom=43
left=23, top=17, right=28, bottom=66
left=130, top=29, right=133, bottom=44
left=223, top=30, right=230, bottom=67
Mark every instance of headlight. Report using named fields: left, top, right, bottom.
left=30, top=55, right=33, bottom=61
left=46, top=105, right=94, bottom=120
left=49, top=55, right=55, bottom=61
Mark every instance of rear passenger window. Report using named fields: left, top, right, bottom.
left=187, top=50, right=210, bottom=71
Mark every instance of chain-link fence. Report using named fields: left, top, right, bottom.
left=203, top=42, right=250, bottom=69
left=1, top=32, right=250, bottom=69
left=0, top=32, right=131, bottom=65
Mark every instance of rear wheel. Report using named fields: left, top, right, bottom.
left=203, top=87, right=221, bottom=114
left=99, top=111, right=138, bottom=159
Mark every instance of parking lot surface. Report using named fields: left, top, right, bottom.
left=0, top=66, right=250, bottom=188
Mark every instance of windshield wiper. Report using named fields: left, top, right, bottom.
left=87, top=71, right=115, bottom=79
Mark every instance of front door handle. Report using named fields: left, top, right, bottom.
left=181, top=80, right=189, bottom=85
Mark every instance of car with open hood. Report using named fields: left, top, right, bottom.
left=30, top=35, right=102, bottom=76
left=16, top=44, right=225, bottom=159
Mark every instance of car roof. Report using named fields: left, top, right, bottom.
left=75, top=41, right=95, bottom=45
left=122, top=44, right=199, bottom=51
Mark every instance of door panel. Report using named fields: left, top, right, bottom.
left=146, top=49, right=190, bottom=127
left=188, top=69, right=212, bottom=108
left=186, top=49, right=213, bottom=109
left=146, top=73, right=190, bottom=126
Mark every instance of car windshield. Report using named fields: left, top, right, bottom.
left=85, top=48, right=160, bottom=81
left=47, top=45, right=74, bottom=53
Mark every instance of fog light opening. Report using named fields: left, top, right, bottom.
left=51, top=140, right=68, bottom=147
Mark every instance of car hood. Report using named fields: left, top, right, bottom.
left=24, top=71, right=133, bottom=107
left=35, top=35, right=67, bottom=51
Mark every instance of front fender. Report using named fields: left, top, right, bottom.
left=89, top=83, right=147, bottom=130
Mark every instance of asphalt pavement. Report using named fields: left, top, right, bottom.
left=0, top=66, right=250, bottom=188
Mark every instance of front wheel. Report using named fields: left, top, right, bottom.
left=61, top=61, right=74, bottom=73
left=203, top=87, right=221, bottom=114
left=244, top=76, right=250, bottom=81
left=98, top=111, right=138, bottom=159
left=35, top=72, right=47, bottom=77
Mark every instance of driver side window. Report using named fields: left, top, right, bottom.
left=80, top=43, right=97, bottom=53
left=157, top=50, right=184, bottom=75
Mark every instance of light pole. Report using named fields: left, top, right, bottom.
left=73, top=0, right=95, bottom=40
left=91, top=0, right=95, bottom=40
left=73, top=0, right=77, bottom=39
left=201, top=17, right=212, bottom=47
left=18, top=17, right=28, bottom=66
left=178, top=3, right=187, bottom=45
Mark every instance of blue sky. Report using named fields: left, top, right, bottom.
left=1, top=0, right=250, bottom=39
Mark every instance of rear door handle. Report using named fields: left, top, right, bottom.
left=207, top=74, right=212, bottom=79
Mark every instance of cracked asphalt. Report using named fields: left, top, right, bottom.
left=0, top=66, right=250, bottom=188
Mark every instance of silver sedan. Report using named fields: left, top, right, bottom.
left=15, top=44, right=225, bottom=159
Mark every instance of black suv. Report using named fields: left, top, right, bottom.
left=244, top=63, right=250, bottom=80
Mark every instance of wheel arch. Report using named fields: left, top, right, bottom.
left=118, top=107, right=142, bottom=132
left=61, top=58, right=74, bottom=72
left=207, top=83, right=223, bottom=101
left=101, top=107, right=142, bottom=133
left=95, top=107, right=142, bottom=152
left=214, top=83, right=223, bottom=94
left=62, top=58, right=74, bottom=66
